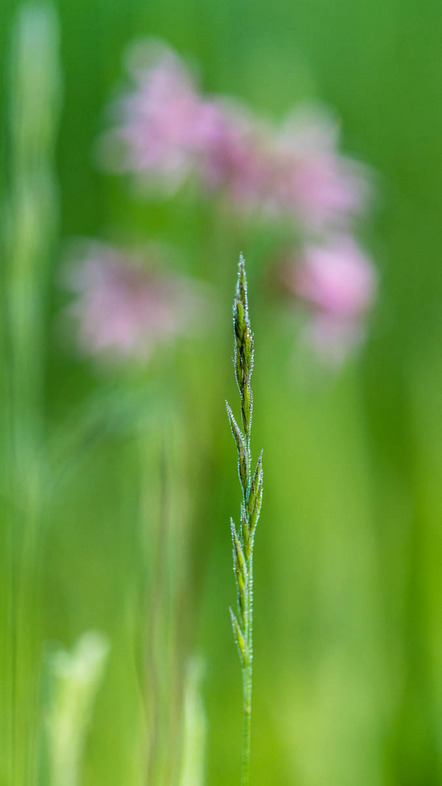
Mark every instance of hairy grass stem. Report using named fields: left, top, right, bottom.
left=226, top=255, right=263, bottom=785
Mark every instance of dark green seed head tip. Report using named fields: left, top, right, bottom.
left=234, top=300, right=246, bottom=344
left=237, top=253, right=248, bottom=313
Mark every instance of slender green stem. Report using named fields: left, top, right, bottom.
left=241, top=666, right=252, bottom=786
left=242, top=469, right=253, bottom=786
left=241, top=568, right=253, bottom=786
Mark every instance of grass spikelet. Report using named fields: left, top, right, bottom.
left=226, top=254, right=263, bottom=785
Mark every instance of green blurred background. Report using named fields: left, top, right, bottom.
left=1, top=1, right=441, bottom=785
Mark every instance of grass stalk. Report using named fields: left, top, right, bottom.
left=226, top=255, right=263, bottom=785
left=0, top=5, right=61, bottom=783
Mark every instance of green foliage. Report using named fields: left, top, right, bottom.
left=0, top=1, right=441, bottom=785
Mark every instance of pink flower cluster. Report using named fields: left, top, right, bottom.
left=97, top=40, right=377, bottom=365
left=64, top=242, right=203, bottom=364
left=102, top=42, right=369, bottom=231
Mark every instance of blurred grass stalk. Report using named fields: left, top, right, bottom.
left=39, top=632, right=109, bottom=786
left=178, top=658, right=206, bottom=786
left=0, top=3, right=61, bottom=784
left=140, top=413, right=198, bottom=786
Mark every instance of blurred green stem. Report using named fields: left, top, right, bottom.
left=1, top=4, right=61, bottom=783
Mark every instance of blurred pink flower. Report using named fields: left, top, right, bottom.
left=290, top=236, right=376, bottom=317
left=193, top=99, right=269, bottom=207
left=283, top=235, right=377, bottom=363
left=302, top=314, right=365, bottom=366
left=267, top=108, right=370, bottom=230
left=101, top=42, right=204, bottom=190
left=102, top=40, right=269, bottom=206
left=64, top=242, right=203, bottom=363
